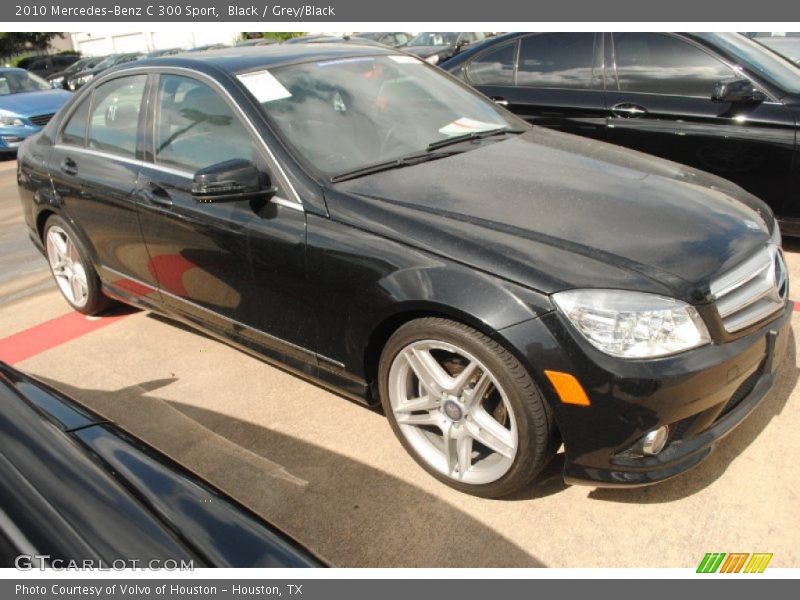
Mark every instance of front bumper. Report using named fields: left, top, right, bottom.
left=500, top=300, right=793, bottom=487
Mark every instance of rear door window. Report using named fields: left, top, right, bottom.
left=87, top=75, right=147, bottom=158
left=467, top=42, right=517, bottom=85
left=516, top=33, right=597, bottom=89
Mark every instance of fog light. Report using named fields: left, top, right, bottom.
left=641, top=426, right=669, bottom=455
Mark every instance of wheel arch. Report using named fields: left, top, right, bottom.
left=36, top=207, right=101, bottom=267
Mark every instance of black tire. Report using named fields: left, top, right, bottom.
left=43, top=214, right=112, bottom=316
left=378, top=317, right=556, bottom=498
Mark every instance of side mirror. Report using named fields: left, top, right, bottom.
left=191, top=159, right=276, bottom=203
left=712, top=78, right=767, bottom=103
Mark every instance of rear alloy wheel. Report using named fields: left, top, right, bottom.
left=379, top=318, right=555, bottom=497
left=44, top=215, right=110, bottom=315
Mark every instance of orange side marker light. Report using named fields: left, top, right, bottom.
left=544, top=370, right=591, bottom=406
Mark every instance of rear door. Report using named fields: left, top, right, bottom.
left=604, top=32, right=796, bottom=218
left=49, top=74, right=158, bottom=300
left=461, top=33, right=607, bottom=138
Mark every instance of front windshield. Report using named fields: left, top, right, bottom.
left=0, top=70, right=52, bottom=95
left=408, top=32, right=459, bottom=47
left=703, top=32, right=800, bottom=95
left=246, top=55, right=521, bottom=177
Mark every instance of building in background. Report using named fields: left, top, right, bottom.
left=68, top=30, right=243, bottom=56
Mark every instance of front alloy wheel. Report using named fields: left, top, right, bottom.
left=379, top=317, right=555, bottom=497
left=388, top=340, right=518, bottom=485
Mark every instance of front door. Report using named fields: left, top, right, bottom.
left=135, top=72, right=312, bottom=368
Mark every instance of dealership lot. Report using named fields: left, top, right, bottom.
left=1, top=156, right=798, bottom=568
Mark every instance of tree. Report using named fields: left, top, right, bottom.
left=239, top=32, right=305, bottom=42
left=0, top=33, right=65, bottom=59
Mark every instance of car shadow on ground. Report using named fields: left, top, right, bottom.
left=37, top=375, right=545, bottom=567
left=588, top=329, right=799, bottom=504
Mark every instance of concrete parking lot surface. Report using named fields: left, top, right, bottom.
left=1, top=157, right=798, bottom=568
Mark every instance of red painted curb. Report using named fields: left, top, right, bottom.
left=0, top=311, right=130, bottom=365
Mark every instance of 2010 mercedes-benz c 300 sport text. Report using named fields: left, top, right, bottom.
left=16, top=44, right=791, bottom=497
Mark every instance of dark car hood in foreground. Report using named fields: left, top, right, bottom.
left=0, top=363, right=323, bottom=567
left=328, top=128, right=772, bottom=302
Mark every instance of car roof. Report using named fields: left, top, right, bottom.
left=127, top=43, right=398, bottom=75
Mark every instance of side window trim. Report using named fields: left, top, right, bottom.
left=147, top=70, right=302, bottom=210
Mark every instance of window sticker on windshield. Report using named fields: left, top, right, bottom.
left=316, top=56, right=376, bottom=67
left=389, top=55, right=422, bottom=64
left=439, top=118, right=503, bottom=136
left=237, top=70, right=291, bottom=103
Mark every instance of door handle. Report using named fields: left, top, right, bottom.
left=141, top=181, right=173, bottom=208
left=610, top=103, right=648, bottom=118
left=60, top=157, right=78, bottom=176
left=490, top=96, right=510, bottom=106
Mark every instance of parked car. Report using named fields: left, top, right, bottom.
left=145, top=47, right=185, bottom=58
left=748, top=32, right=800, bottom=64
left=283, top=34, right=384, bottom=46
left=0, top=362, right=324, bottom=567
left=184, top=43, right=230, bottom=53
left=66, top=53, right=144, bottom=90
left=17, top=44, right=791, bottom=497
left=442, top=32, right=800, bottom=235
left=26, top=54, right=81, bottom=79
left=354, top=32, right=414, bottom=48
left=236, top=38, right=278, bottom=47
left=0, top=68, right=71, bottom=154
left=48, top=56, right=105, bottom=89
left=405, top=32, right=488, bottom=64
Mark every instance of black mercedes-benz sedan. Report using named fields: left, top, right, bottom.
left=16, top=44, right=791, bottom=497
left=442, top=32, right=800, bottom=236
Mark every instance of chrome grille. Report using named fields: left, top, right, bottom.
left=711, top=246, right=788, bottom=333
left=28, top=113, right=55, bottom=127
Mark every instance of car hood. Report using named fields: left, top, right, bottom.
left=0, top=89, right=72, bottom=117
left=327, top=128, right=772, bottom=301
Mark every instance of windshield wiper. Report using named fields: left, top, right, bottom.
left=330, top=150, right=462, bottom=183
left=426, top=127, right=526, bottom=151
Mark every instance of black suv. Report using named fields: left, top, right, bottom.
left=443, top=32, right=800, bottom=235
left=26, top=54, right=81, bottom=79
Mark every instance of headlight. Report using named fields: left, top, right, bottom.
left=425, top=54, right=440, bottom=65
left=78, top=74, right=94, bottom=84
left=552, top=289, right=710, bottom=359
left=50, top=76, right=64, bottom=85
left=0, top=110, right=25, bottom=127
